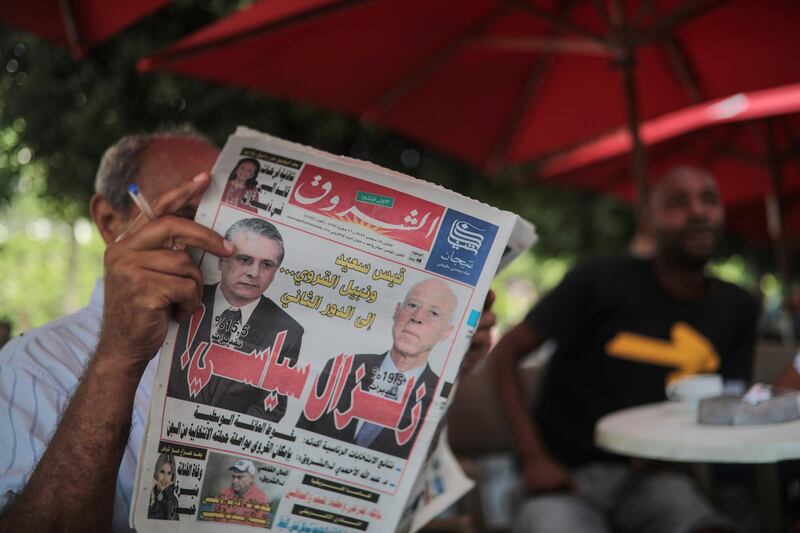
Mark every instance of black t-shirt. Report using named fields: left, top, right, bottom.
left=525, top=256, right=758, bottom=467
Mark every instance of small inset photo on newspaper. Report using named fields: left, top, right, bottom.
left=221, top=157, right=261, bottom=214
left=197, top=453, right=282, bottom=528
left=147, top=453, right=180, bottom=521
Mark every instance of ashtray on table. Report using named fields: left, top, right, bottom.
left=698, top=392, right=800, bottom=425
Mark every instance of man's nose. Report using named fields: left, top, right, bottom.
left=687, top=196, right=710, bottom=219
left=245, top=262, right=260, bottom=277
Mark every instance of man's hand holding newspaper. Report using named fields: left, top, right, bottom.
left=102, top=173, right=234, bottom=364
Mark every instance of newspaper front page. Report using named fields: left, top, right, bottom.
left=131, top=127, right=535, bottom=532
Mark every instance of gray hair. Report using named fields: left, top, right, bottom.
left=224, top=218, right=285, bottom=265
left=94, top=125, right=213, bottom=211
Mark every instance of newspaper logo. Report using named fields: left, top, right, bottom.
left=289, top=165, right=444, bottom=250
left=426, top=210, right=498, bottom=286
left=447, top=220, right=485, bottom=253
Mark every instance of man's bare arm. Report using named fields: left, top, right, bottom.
left=0, top=348, right=147, bottom=531
left=0, top=174, right=233, bottom=532
left=489, top=322, right=572, bottom=492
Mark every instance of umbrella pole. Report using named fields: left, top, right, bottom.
left=764, top=119, right=795, bottom=344
left=619, top=54, right=649, bottom=209
left=57, top=0, right=83, bottom=59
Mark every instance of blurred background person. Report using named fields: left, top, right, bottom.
left=491, top=166, right=758, bottom=533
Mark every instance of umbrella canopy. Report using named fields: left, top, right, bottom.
left=1, top=0, right=171, bottom=58
left=538, top=83, right=800, bottom=241
left=140, top=0, right=800, bottom=190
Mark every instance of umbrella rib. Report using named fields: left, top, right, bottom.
left=57, top=0, right=83, bottom=58
left=632, top=0, right=657, bottom=29
left=504, top=0, right=606, bottom=44
left=148, top=0, right=376, bottom=67
left=364, top=8, right=506, bottom=120
left=486, top=56, right=552, bottom=172
left=661, top=35, right=703, bottom=103
left=474, top=36, right=610, bottom=57
left=609, top=0, right=625, bottom=29
left=487, top=0, right=580, bottom=172
left=638, top=0, right=731, bottom=45
left=590, top=0, right=612, bottom=32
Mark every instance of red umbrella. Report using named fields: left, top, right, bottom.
left=1, top=0, right=171, bottom=58
left=138, top=0, right=800, bottom=203
left=538, top=83, right=800, bottom=241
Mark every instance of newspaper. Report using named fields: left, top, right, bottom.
left=400, top=431, right=475, bottom=533
left=131, top=127, right=536, bottom=532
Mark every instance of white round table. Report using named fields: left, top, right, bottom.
left=595, top=401, right=800, bottom=532
left=595, top=401, right=800, bottom=464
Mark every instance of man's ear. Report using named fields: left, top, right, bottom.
left=90, top=193, right=128, bottom=244
left=440, top=323, right=455, bottom=343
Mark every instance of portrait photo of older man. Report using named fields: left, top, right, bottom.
left=297, top=277, right=458, bottom=458
left=167, top=217, right=304, bottom=423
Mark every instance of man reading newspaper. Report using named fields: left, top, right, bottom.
left=0, top=129, right=504, bottom=532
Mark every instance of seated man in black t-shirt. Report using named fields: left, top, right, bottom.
left=490, top=166, right=759, bottom=533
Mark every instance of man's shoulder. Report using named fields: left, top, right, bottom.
left=420, top=364, right=439, bottom=382
left=343, top=353, right=385, bottom=376
left=254, top=296, right=304, bottom=333
left=352, top=353, right=384, bottom=365
left=218, top=487, right=235, bottom=499
left=354, top=352, right=383, bottom=359
left=0, top=305, right=100, bottom=382
left=415, top=365, right=440, bottom=394
left=349, top=355, right=439, bottom=382
left=708, top=276, right=758, bottom=309
left=554, top=255, right=647, bottom=292
left=202, top=283, right=218, bottom=305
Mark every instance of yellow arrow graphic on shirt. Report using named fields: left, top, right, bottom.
left=605, top=322, right=720, bottom=383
